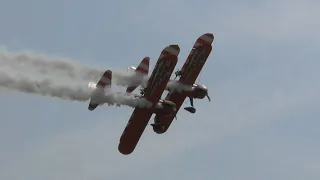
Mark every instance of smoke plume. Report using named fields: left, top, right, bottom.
left=0, top=49, right=194, bottom=108
left=0, top=49, right=151, bottom=108
left=0, top=49, right=145, bottom=87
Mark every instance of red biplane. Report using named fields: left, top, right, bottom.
left=118, top=45, right=180, bottom=155
left=151, top=33, right=214, bottom=134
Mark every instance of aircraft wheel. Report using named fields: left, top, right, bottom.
left=184, top=107, right=196, bottom=113
left=152, top=124, right=165, bottom=134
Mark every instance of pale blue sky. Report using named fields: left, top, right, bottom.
left=0, top=0, right=319, bottom=179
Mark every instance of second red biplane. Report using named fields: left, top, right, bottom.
left=151, top=33, right=214, bottom=134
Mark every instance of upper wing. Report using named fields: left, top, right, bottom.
left=118, top=45, right=179, bottom=155
left=178, top=33, right=214, bottom=85
left=143, top=45, right=180, bottom=102
left=154, top=33, right=214, bottom=133
left=126, top=57, right=150, bottom=93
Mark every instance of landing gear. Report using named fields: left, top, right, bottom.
left=151, top=123, right=165, bottom=133
left=174, top=69, right=182, bottom=80
left=184, top=107, right=196, bottom=113
left=184, top=97, right=196, bottom=113
left=151, top=116, right=165, bottom=134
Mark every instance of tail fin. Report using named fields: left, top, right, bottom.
left=135, top=57, right=149, bottom=75
left=96, top=70, right=112, bottom=88
left=126, top=57, right=149, bottom=93
left=88, top=70, right=112, bottom=111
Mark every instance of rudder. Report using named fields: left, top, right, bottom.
left=97, top=70, right=112, bottom=88
left=136, top=57, right=149, bottom=74
left=88, top=70, right=112, bottom=111
left=126, top=57, right=149, bottom=93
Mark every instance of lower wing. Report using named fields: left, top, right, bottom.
left=118, top=108, right=153, bottom=155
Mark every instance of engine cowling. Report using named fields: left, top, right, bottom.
left=192, top=84, right=210, bottom=100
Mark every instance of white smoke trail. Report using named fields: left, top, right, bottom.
left=166, top=80, right=193, bottom=92
left=0, top=49, right=146, bottom=87
left=0, top=67, right=151, bottom=108
left=0, top=70, right=90, bottom=101
left=113, top=70, right=148, bottom=88
left=96, top=92, right=152, bottom=108
left=0, top=49, right=103, bottom=80
left=0, top=48, right=194, bottom=105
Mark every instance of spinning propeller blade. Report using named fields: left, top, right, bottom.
left=206, top=93, right=211, bottom=102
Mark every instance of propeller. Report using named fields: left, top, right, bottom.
left=206, top=91, right=211, bottom=102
